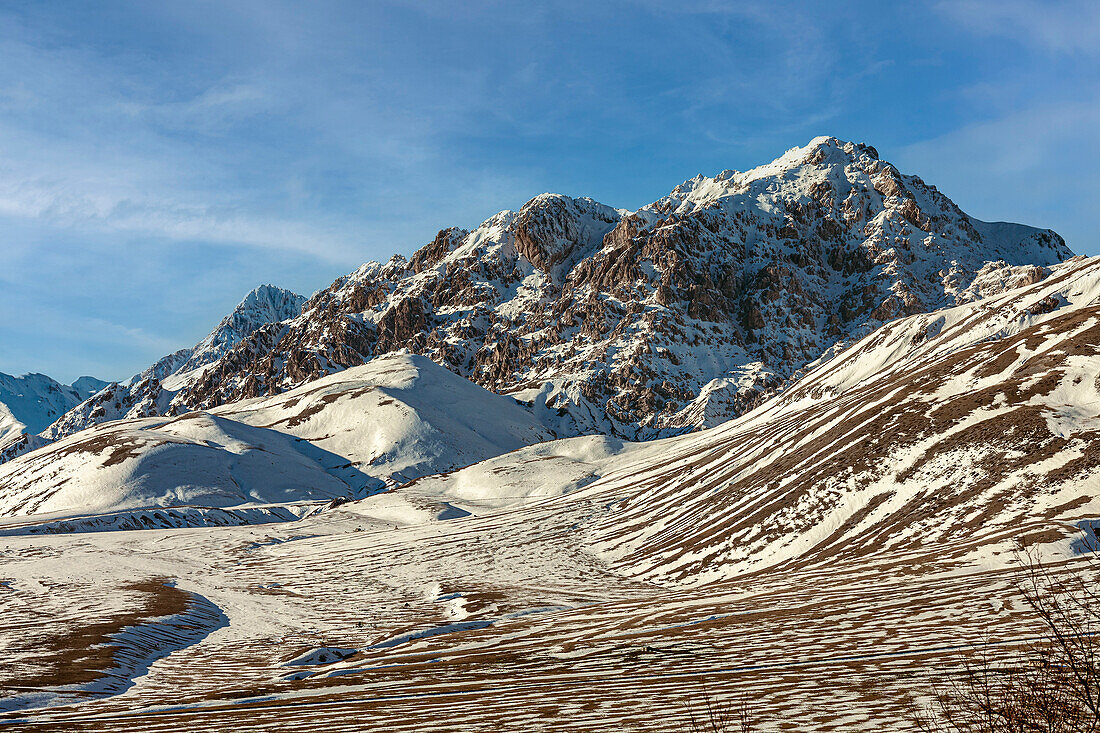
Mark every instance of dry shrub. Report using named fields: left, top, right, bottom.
left=684, top=687, right=755, bottom=733
left=915, top=543, right=1100, bottom=733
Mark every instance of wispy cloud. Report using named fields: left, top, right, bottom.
left=893, top=98, right=1100, bottom=252
left=0, top=165, right=363, bottom=263
left=115, top=81, right=274, bottom=134
left=938, top=0, right=1100, bottom=55
left=0, top=20, right=364, bottom=261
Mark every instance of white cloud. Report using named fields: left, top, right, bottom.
left=0, top=157, right=363, bottom=263
left=115, top=81, right=274, bottom=134
left=938, top=0, right=1100, bottom=55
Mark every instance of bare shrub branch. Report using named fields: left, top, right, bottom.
left=914, top=540, right=1100, bottom=733
left=683, top=686, right=755, bottom=733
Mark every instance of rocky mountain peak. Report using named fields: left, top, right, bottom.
left=70, top=376, right=109, bottom=399
left=181, top=284, right=307, bottom=375
left=512, top=194, right=622, bottom=276
left=133, top=136, right=1071, bottom=441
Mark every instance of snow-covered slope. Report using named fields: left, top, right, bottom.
left=0, top=372, right=106, bottom=446
left=3, top=265, right=1099, bottom=732
left=0, top=412, right=351, bottom=518
left=569, top=255, right=1100, bottom=584
left=217, top=353, right=555, bottom=490
left=374, top=434, right=647, bottom=519
left=0, top=354, right=554, bottom=523
left=162, top=137, right=1070, bottom=439
left=189, top=256, right=1095, bottom=572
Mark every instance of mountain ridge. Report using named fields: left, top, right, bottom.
left=168, top=136, right=1071, bottom=438
left=44, top=284, right=306, bottom=438
left=7, top=136, right=1073, bottom=453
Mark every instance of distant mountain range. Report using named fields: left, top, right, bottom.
left=0, top=285, right=304, bottom=462
left=0, top=373, right=106, bottom=446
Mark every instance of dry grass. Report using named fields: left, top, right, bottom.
left=0, top=578, right=189, bottom=690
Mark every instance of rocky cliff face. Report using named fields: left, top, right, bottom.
left=165, top=137, right=1069, bottom=439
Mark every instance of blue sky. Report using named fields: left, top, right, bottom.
left=0, top=1, right=1097, bottom=383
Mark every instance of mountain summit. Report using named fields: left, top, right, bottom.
left=44, top=284, right=307, bottom=440
left=163, top=137, right=1069, bottom=438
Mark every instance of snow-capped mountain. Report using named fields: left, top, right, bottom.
left=3, top=136, right=1074, bottom=460
left=154, top=136, right=1070, bottom=439
left=41, top=285, right=306, bottom=442
left=0, top=373, right=106, bottom=447
left=0, top=354, right=553, bottom=526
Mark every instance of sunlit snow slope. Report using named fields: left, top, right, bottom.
left=2, top=260, right=1099, bottom=733
left=0, top=354, right=553, bottom=527
left=582, top=255, right=1100, bottom=584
